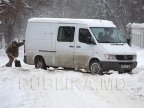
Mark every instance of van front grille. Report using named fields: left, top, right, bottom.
left=116, top=55, right=133, bottom=60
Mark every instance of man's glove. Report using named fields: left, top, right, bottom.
left=9, top=53, right=13, bottom=57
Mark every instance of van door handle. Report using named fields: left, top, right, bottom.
left=69, top=45, right=74, bottom=48
left=76, top=46, right=81, bottom=48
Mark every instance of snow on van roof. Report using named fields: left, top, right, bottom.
left=28, top=18, right=116, bottom=27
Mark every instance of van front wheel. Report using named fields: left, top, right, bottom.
left=90, top=61, right=103, bottom=75
left=35, top=57, right=47, bottom=70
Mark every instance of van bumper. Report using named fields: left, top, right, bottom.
left=101, top=61, right=137, bottom=71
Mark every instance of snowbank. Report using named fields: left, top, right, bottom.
left=0, top=47, right=144, bottom=108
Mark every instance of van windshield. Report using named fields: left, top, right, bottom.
left=90, top=27, right=127, bottom=43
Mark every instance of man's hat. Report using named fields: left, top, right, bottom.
left=12, top=41, right=18, bottom=45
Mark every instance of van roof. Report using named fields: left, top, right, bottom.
left=28, top=18, right=116, bottom=28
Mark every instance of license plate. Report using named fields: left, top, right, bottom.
left=121, top=65, right=131, bottom=69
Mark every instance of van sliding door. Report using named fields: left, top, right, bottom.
left=55, top=24, right=76, bottom=68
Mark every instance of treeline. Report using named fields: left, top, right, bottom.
left=0, top=0, right=144, bottom=43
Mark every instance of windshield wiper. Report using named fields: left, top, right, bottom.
left=111, top=43, right=124, bottom=45
left=99, top=41, right=111, bottom=43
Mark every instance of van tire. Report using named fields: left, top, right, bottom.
left=90, top=61, right=103, bottom=75
left=118, top=71, right=123, bottom=74
left=126, top=70, right=132, bottom=74
left=35, top=57, right=47, bottom=70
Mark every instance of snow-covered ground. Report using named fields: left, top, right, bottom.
left=0, top=47, right=144, bottom=108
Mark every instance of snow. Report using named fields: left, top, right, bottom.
left=0, top=47, right=144, bottom=108
left=4, top=0, right=9, bottom=3
left=0, top=0, right=9, bottom=4
left=130, top=23, right=144, bottom=29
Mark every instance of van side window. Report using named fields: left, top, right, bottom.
left=57, top=26, right=75, bottom=42
left=79, top=28, right=92, bottom=43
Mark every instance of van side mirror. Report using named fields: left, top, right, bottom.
left=127, top=38, right=131, bottom=46
left=86, top=37, right=96, bottom=45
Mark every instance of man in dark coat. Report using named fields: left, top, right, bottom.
left=5, top=41, right=24, bottom=67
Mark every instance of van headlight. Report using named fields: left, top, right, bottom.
left=104, top=54, right=116, bottom=60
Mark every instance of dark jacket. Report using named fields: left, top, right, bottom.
left=6, top=42, right=24, bottom=57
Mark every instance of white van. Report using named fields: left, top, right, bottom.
left=24, top=18, right=137, bottom=74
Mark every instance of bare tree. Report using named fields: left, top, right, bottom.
left=0, top=0, right=27, bottom=43
left=1, top=0, right=144, bottom=42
